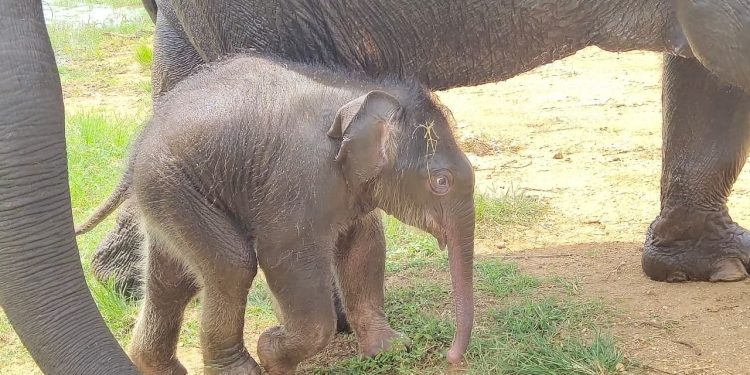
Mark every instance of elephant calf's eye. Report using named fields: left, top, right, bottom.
left=429, top=170, right=453, bottom=196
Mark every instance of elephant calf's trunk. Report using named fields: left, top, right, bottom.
left=445, top=221, right=475, bottom=364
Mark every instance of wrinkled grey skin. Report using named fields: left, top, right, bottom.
left=2, top=1, right=750, bottom=374
left=0, top=1, right=139, bottom=374
left=77, top=54, right=476, bottom=374
left=94, top=0, right=750, bottom=323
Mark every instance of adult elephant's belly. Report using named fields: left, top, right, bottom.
left=93, top=0, right=750, bottom=307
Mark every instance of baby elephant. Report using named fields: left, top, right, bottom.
left=77, top=53, right=475, bottom=374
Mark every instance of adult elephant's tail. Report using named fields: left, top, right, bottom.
left=142, top=0, right=158, bottom=23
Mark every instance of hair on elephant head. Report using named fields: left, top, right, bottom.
left=75, top=53, right=475, bottom=373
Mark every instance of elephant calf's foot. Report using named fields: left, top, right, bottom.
left=643, top=209, right=750, bottom=282
left=257, top=325, right=334, bottom=375
left=359, top=328, right=409, bottom=357
left=204, top=346, right=261, bottom=375
left=130, top=352, right=187, bottom=375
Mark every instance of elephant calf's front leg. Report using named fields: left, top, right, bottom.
left=335, top=213, right=403, bottom=356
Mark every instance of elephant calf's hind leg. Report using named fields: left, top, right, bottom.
left=130, top=243, right=199, bottom=375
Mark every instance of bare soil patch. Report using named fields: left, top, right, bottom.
left=436, top=46, right=750, bottom=375
left=512, top=243, right=750, bottom=375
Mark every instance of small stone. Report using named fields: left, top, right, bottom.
left=496, top=242, right=507, bottom=250
left=553, top=151, right=564, bottom=159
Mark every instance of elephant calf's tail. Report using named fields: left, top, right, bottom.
left=75, top=172, right=132, bottom=236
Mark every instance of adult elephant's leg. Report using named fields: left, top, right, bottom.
left=0, top=2, right=137, bottom=373
left=643, top=54, right=750, bottom=282
left=673, top=0, right=750, bottom=94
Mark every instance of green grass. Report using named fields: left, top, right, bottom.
left=47, top=14, right=153, bottom=96
left=51, top=0, right=145, bottom=8
left=48, top=16, right=152, bottom=61
left=67, top=112, right=146, bottom=269
left=476, top=261, right=540, bottom=298
left=246, top=278, right=277, bottom=325
left=475, top=188, right=547, bottom=238
left=88, top=277, right=140, bottom=340
left=134, top=42, right=153, bottom=70
left=309, top=245, right=624, bottom=374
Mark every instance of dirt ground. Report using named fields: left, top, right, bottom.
left=437, top=47, right=750, bottom=375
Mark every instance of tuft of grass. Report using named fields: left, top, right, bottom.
left=383, top=214, right=447, bottom=274
left=312, top=250, right=625, bottom=374
left=470, top=332, right=623, bottom=375
left=316, top=283, right=455, bottom=374
left=313, top=291, right=624, bottom=374
left=134, top=42, right=153, bottom=70
left=476, top=260, right=540, bottom=298
left=246, top=279, right=277, bottom=323
left=66, top=112, right=143, bottom=218
left=66, top=112, right=144, bottom=265
left=0, top=313, right=28, bottom=369
left=48, top=16, right=152, bottom=60
left=465, top=297, right=621, bottom=375
left=475, top=189, right=546, bottom=237
left=495, top=298, right=607, bottom=338
left=50, top=0, right=145, bottom=9
left=87, top=277, right=140, bottom=341
left=179, top=311, right=201, bottom=347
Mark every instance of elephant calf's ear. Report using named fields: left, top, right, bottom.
left=327, top=90, right=401, bottom=189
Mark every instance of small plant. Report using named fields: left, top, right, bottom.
left=134, top=42, right=153, bottom=70
left=66, top=112, right=143, bottom=221
left=52, top=0, right=145, bottom=8
left=474, top=187, right=547, bottom=238
left=88, top=277, right=139, bottom=340
left=246, top=278, right=276, bottom=323
left=476, top=260, right=540, bottom=298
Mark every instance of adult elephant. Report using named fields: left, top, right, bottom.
left=92, top=0, right=750, bottom=305
left=1, top=1, right=748, bottom=374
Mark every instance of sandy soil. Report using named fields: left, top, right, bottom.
left=516, top=242, right=750, bottom=375
left=436, top=47, right=750, bottom=374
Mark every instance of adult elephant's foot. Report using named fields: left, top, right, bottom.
left=90, top=200, right=145, bottom=298
left=643, top=207, right=750, bottom=282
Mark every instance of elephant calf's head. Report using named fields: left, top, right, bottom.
left=327, top=87, right=475, bottom=363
